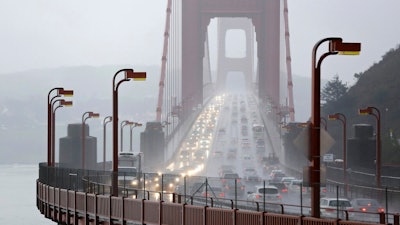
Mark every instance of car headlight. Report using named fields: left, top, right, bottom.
left=131, top=180, right=138, bottom=186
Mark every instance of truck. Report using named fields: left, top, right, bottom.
left=118, top=152, right=143, bottom=193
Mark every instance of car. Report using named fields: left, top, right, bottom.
left=350, top=198, right=384, bottom=215
left=280, top=177, right=296, bottom=186
left=243, top=167, right=261, bottom=182
left=218, top=165, right=235, bottom=177
left=268, top=181, right=288, bottom=194
left=269, top=170, right=286, bottom=182
left=247, top=185, right=282, bottom=204
left=179, top=150, right=192, bottom=160
left=213, top=150, right=224, bottom=158
left=201, top=186, right=225, bottom=198
left=287, top=179, right=309, bottom=195
left=319, top=197, right=354, bottom=219
left=226, top=148, right=237, bottom=159
left=221, top=172, right=240, bottom=180
left=222, top=179, right=246, bottom=196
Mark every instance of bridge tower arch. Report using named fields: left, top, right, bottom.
left=182, top=0, right=280, bottom=113
left=216, top=18, right=254, bottom=91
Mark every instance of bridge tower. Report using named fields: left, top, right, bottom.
left=182, top=0, right=280, bottom=113
left=216, top=18, right=254, bottom=91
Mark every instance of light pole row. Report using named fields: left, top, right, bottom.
left=47, top=69, right=146, bottom=198
left=47, top=88, right=74, bottom=167
left=327, top=107, right=382, bottom=198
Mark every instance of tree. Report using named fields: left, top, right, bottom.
left=321, top=75, right=348, bottom=105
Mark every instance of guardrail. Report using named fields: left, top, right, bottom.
left=38, top=181, right=399, bottom=225
left=38, top=163, right=400, bottom=225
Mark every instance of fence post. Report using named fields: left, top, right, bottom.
left=394, top=213, right=399, bottom=225
left=379, top=212, right=385, bottom=224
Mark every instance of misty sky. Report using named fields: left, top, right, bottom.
left=1, top=0, right=400, bottom=85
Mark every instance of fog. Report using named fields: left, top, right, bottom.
left=1, top=0, right=400, bottom=164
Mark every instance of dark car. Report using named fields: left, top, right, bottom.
left=268, top=181, right=288, bottom=194
left=350, top=198, right=384, bottom=214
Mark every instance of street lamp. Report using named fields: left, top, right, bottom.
left=103, top=116, right=112, bottom=170
left=47, top=87, right=73, bottom=166
left=328, top=112, right=347, bottom=196
left=129, top=122, right=142, bottom=152
left=359, top=106, right=381, bottom=187
left=120, top=120, right=134, bottom=152
left=82, top=111, right=100, bottom=170
left=52, top=99, right=73, bottom=167
left=112, top=69, right=146, bottom=196
left=310, top=37, right=360, bottom=218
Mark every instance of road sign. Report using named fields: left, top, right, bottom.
left=293, top=126, right=335, bottom=160
left=323, top=153, right=334, bottom=162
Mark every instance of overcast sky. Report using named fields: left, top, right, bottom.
left=1, top=0, right=400, bottom=85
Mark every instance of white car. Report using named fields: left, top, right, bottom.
left=320, top=197, right=354, bottom=219
left=247, top=185, right=282, bottom=204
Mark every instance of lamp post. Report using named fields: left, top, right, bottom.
left=52, top=99, right=73, bottom=167
left=328, top=113, right=347, bottom=196
left=82, top=111, right=100, bottom=170
left=47, top=88, right=73, bottom=166
left=310, top=37, right=360, bottom=218
left=359, top=106, right=381, bottom=187
left=112, top=69, right=146, bottom=196
left=103, top=116, right=112, bottom=170
left=120, top=120, right=134, bottom=152
left=129, top=122, right=142, bottom=152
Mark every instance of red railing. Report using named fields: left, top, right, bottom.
left=37, top=181, right=396, bottom=225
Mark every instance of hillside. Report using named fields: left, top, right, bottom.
left=322, top=45, right=400, bottom=164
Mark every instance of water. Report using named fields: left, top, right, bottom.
left=0, top=164, right=55, bottom=225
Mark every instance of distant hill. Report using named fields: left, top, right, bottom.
left=0, top=63, right=316, bottom=163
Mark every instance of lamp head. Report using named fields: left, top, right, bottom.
left=359, top=107, right=372, bottom=115
left=330, top=39, right=361, bottom=55
left=60, top=100, right=73, bottom=107
left=89, top=112, right=100, bottom=118
left=328, top=114, right=340, bottom=120
left=127, top=71, right=147, bottom=81
left=58, top=89, right=74, bottom=97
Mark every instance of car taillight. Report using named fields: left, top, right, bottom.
left=219, top=193, right=225, bottom=197
left=277, top=195, right=282, bottom=199
left=325, top=208, right=335, bottom=212
left=321, top=188, right=327, bottom=193
left=378, top=208, right=385, bottom=213
left=255, top=194, right=261, bottom=199
left=360, top=207, right=367, bottom=212
left=237, top=179, right=241, bottom=182
left=282, top=188, right=288, bottom=193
